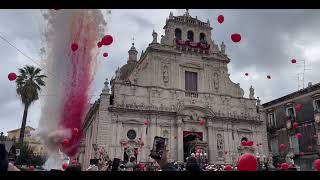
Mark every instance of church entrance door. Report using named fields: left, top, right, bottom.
left=183, top=131, right=203, bottom=161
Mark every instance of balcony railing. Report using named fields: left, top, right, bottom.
left=185, top=91, right=198, bottom=98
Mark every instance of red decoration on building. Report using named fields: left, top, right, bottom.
left=224, top=164, right=233, bottom=171
left=295, top=133, right=302, bottom=139
left=281, top=163, right=289, bottom=170
left=295, top=103, right=302, bottom=112
left=217, top=15, right=224, bottom=24
left=101, top=35, right=113, bottom=46
left=8, top=72, right=17, bottom=81
left=231, top=33, right=241, bottom=43
left=237, top=153, right=257, bottom=171
left=280, top=144, right=285, bottom=151
left=71, top=43, right=78, bottom=52
left=314, top=159, right=320, bottom=171
left=293, top=122, right=299, bottom=129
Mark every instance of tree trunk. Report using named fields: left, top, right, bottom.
left=19, top=103, right=29, bottom=144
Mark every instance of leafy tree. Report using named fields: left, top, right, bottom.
left=15, top=142, right=46, bottom=167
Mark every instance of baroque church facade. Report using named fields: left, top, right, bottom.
left=80, top=11, right=269, bottom=168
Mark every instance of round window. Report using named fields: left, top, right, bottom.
left=127, top=129, right=137, bottom=140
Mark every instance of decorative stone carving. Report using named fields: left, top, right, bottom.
left=249, top=85, right=255, bottom=99
left=217, top=134, right=224, bottom=151
left=152, top=30, right=158, bottom=44
left=220, top=41, right=226, bottom=54
left=163, top=65, right=169, bottom=83
left=213, top=72, right=219, bottom=89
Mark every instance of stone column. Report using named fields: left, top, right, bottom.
left=141, top=124, right=147, bottom=162
left=207, top=121, right=215, bottom=163
left=177, top=116, right=184, bottom=162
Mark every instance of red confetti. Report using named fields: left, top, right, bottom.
left=174, top=136, right=177, bottom=139
left=144, top=119, right=150, bottom=125
left=246, top=141, right=254, bottom=147
left=256, top=143, right=260, bottom=147
left=267, top=75, right=271, bottom=79
left=241, top=140, right=247, bottom=146
left=101, top=35, right=113, bottom=46
left=314, top=159, right=320, bottom=171
left=199, top=119, right=206, bottom=126
left=71, top=43, right=78, bottom=52
left=224, top=151, right=228, bottom=155
left=224, top=164, right=233, bottom=171
left=231, top=33, right=241, bottom=43
left=8, top=72, right=16, bottom=81
left=280, top=144, right=285, bottom=150
left=295, top=103, right=302, bottom=112
left=237, top=153, right=257, bottom=171
left=63, top=138, right=69, bottom=146
left=295, top=133, right=302, bottom=139
left=217, top=15, right=224, bottom=24
left=72, top=159, right=77, bottom=165
left=103, top=52, right=108, bottom=58
left=291, top=59, right=297, bottom=64
left=62, top=163, right=68, bottom=170
left=299, top=152, right=304, bottom=156
left=245, top=73, right=249, bottom=76
left=97, top=42, right=102, bottom=48
left=293, top=122, right=299, bottom=129
left=281, top=163, right=289, bottom=171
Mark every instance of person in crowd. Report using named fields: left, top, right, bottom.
left=0, top=144, right=19, bottom=171
left=150, top=144, right=177, bottom=171
left=65, top=164, right=81, bottom=171
left=185, top=157, right=202, bottom=171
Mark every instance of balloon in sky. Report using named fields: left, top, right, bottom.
left=71, top=43, right=78, bottom=52
left=231, top=33, right=241, bottom=43
left=217, top=15, right=224, bottom=24
left=103, top=52, right=108, bottom=58
left=291, top=59, right=297, bottom=64
left=101, top=35, right=113, bottom=46
left=8, top=72, right=16, bottom=81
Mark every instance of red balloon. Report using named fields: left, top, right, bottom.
left=231, top=33, right=241, bottom=43
left=299, top=152, right=304, bottom=156
left=245, top=73, right=249, bottom=76
left=8, top=72, right=17, bottom=81
left=224, top=164, right=233, bottom=171
left=295, top=133, right=302, bottom=139
left=280, top=144, right=285, bottom=150
left=217, top=15, right=224, bottom=24
left=281, top=163, right=289, bottom=170
left=72, top=159, right=77, bottom=165
left=314, top=159, right=320, bottom=171
left=103, top=52, right=108, bottom=57
left=71, top=43, right=78, bottom=52
left=62, top=163, right=68, bottom=170
left=246, top=141, right=254, bottom=146
left=97, top=42, right=102, bottom=48
left=237, top=153, right=257, bottom=171
left=295, top=104, right=302, bottom=112
left=293, top=122, right=299, bottom=129
left=199, top=119, right=206, bottom=126
left=63, top=138, right=69, bottom=146
left=241, top=140, right=247, bottom=146
left=101, top=35, right=113, bottom=46
left=267, top=75, right=271, bottom=79
left=291, top=59, right=297, bottom=64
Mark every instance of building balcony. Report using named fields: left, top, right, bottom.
left=185, top=91, right=198, bottom=98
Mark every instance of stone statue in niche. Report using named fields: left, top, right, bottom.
left=217, top=134, right=224, bottom=150
left=213, top=72, right=219, bottom=89
left=249, top=85, right=255, bottom=99
left=163, top=65, right=169, bottom=83
left=220, top=41, right=226, bottom=54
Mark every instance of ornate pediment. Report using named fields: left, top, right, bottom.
left=180, top=62, right=203, bottom=69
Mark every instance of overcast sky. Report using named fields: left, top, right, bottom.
left=1, top=9, right=320, bottom=134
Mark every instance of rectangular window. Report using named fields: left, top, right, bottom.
left=270, top=138, right=279, bottom=156
left=185, top=71, right=198, bottom=92
left=268, top=113, right=276, bottom=127
left=314, top=99, right=320, bottom=112
left=289, top=136, right=300, bottom=154
left=286, top=107, right=295, bottom=120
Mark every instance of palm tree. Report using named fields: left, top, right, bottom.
left=15, top=65, right=47, bottom=144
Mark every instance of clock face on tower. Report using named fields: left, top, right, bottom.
left=127, top=129, right=137, bottom=140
